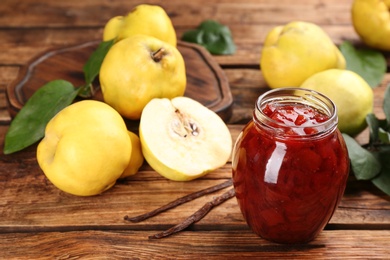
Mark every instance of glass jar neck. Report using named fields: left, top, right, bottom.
left=253, top=88, right=338, bottom=140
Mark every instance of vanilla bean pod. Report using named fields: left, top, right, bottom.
left=124, top=179, right=233, bottom=223
left=149, top=187, right=236, bottom=239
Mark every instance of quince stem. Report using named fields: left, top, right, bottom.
left=151, top=48, right=165, bottom=62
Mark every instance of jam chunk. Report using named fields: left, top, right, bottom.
left=262, top=102, right=330, bottom=135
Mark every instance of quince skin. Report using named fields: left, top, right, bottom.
left=260, top=21, right=346, bottom=89
left=99, top=34, right=186, bottom=120
left=301, top=69, right=373, bottom=136
left=37, top=100, right=131, bottom=196
left=352, top=0, right=390, bottom=51
left=103, top=4, right=177, bottom=47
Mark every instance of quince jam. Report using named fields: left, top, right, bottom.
left=232, top=88, right=349, bottom=244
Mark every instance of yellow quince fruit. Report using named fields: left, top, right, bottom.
left=300, top=69, right=374, bottom=136
left=352, top=0, right=390, bottom=51
left=260, top=21, right=346, bottom=89
left=36, top=100, right=131, bottom=196
left=139, top=97, right=232, bottom=181
left=120, top=131, right=144, bottom=178
left=99, top=34, right=186, bottom=120
left=103, top=4, right=177, bottom=47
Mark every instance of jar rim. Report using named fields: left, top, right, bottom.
left=254, top=87, right=338, bottom=138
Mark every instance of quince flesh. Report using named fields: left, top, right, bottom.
left=139, top=97, right=232, bottom=181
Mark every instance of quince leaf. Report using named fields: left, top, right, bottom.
left=382, top=83, right=390, bottom=128
left=342, top=133, right=381, bottom=180
left=3, top=80, right=79, bottom=154
left=80, top=39, right=115, bottom=97
left=366, top=113, right=387, bottom=144
left=339, top=41, right=386, bottom=88
left=372, top=172, right=390, bottom=196
left=182, top=20, right=236, bottom=55
left=378, top=128, right=390, bottom=144
left=371, top=148, right=390, bottom=196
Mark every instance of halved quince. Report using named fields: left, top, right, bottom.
left=139, top=97, right=232, bottom=181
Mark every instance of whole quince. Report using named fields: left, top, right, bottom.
left=352, top=0, right=390, bottom=51
left=103, top=4, right=177, bottom=47
left=120, top=131, right=144, bottom=178
left=260, top=21, right=346, bottom=89
left=99, top=34, right=186, bottom=120
left=36, top=100, right=131, bottom=196
left=300, top=69, right=373, bottom=136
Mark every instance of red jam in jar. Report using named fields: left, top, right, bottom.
left=232, top=88, right=350, bottom=244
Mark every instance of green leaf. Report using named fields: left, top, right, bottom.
left=339, top=41, right=386, bottom=88
left=181, top=20, right=236, bottom=55
left=366, top=113, right=387, bottom=144
left=372, top=172, right=390, bottom=196
left=80, top=39, right=115, bottom=97
left=3, top=80, right=79, bottom=154
left=342, top=133, right=381, bottom=180
left=382, top=83, right=390, bottom=127
left=372, top=149, right=390, bottom=196
left=378, top=128, right=390, bottom=144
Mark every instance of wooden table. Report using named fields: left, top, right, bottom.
left=1, top=0, right=390, bottom=258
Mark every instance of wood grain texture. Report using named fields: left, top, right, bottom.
left=1, top=0, right=390, bottom=258
left=0, top=0, right=356, bottom=28
left=0, top=26, right=360, bottom=67
left=1, top=126, right=389, bottom=234
left=1, top=230, right=390, bottom=259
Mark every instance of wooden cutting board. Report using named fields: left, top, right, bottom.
left=6, top=40, right=233, bottom=122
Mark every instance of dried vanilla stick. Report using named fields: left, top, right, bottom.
left=149, top=188, right=236, bottom=239
left=124, top=179, right=233, bottom=223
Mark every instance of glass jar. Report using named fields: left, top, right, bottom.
left=232, top=88, right=350, bottom=244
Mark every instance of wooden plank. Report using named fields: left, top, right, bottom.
left=1, top=124, right=390, bottom=233
left=0, top=26, right=359, bottom=48
left=0, top=25, right=361, bottom=67
left=0, top=66, right=19, bottom=87
left=1, top=0, right=389, bottom=257
left=0, top=0, right=355, bottom=28
left=0, top=230, right=389, bottom=259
